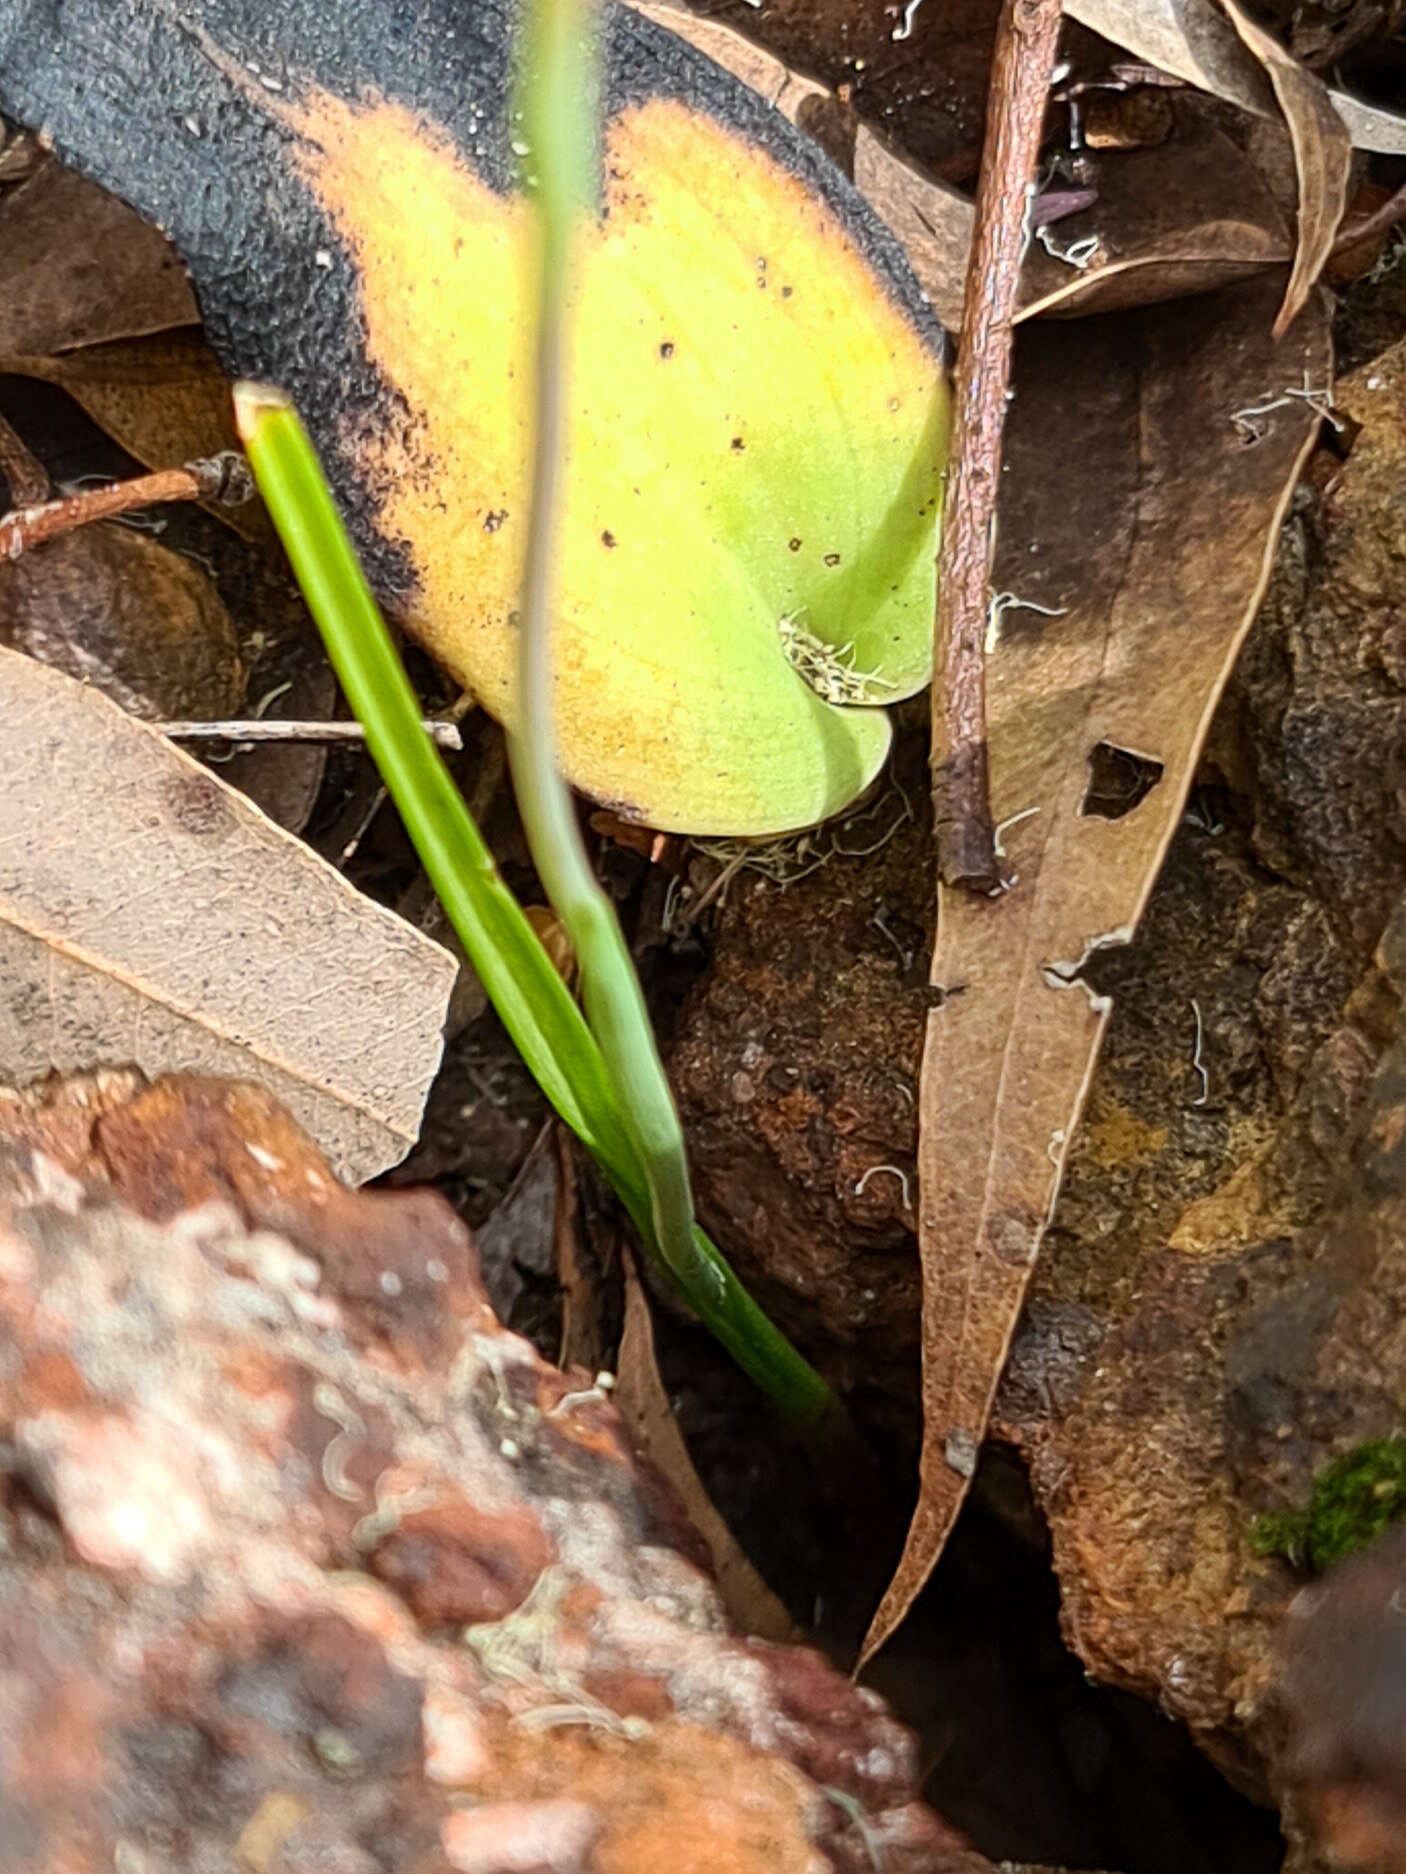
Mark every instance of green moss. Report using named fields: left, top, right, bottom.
left=1251, top=1435, right=1406, bottom=1572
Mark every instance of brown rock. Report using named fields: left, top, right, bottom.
left=369, top=1497, right=554, bottom=1627
left=984, top=343, right=1406, bottom=1815
left=0, top=1067, right=985, bottom=1874
left=669, top=738, right=932, bottom=1395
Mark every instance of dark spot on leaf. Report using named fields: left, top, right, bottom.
left=824, top=552, right=841, bottom=567
left=601, top=530, right=617, bottom=549
left=659, top=341, right=674, bottom=359
left=731, top=437, right=745, bottom=453
left=483, top=509, right=508, bottom=533
left=789, top=537, right=802, bottom=552
left=165, top=772, right=230, bottom=838
left=781, top=285, right=793, bottom=298
left=1080, top=743, right=1164, bottom=820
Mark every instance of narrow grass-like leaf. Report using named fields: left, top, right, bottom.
left=235, top=385, right=833, bottom=1423
left=510, top=0, right=721, bottom=1343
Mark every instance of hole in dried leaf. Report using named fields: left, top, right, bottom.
left=1081, top=742, right=1165, bottom=820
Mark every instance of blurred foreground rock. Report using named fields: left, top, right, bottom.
left=1278, top=1525, right=1406, bottom=1874
left=0, top=1068, right=982, bottom=1874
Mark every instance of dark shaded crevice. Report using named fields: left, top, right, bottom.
left=656, top=1313, right=1285, bottom=1874
left=1081, top=741, right=1165, bottom=821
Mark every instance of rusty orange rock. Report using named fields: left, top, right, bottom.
left=0, top=1068, right=985, bottom=1874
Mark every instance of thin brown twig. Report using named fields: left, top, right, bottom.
left=0, top=453, right=253, bottom=560
left=1330, top=174, right=1406, bottom=259
left=932, top=0, right=1063, bottom=892
left=159, top=718, right=464, bottom=749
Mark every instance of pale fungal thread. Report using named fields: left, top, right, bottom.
left=829, top=786, right=915, bottom=859
left=674, top=773, right=916, bottom=935
left=892, top=0, right=924, bottom=38
left=854, top=1163, right=913, bottom=1209
left=1035, top=223, right=1100, bottom=270
left=312, top=1382, right=368, bottom=1504
left=985, top=589, right=1067, bottom=654
left=548, top=1371, right=616, bottom=1418
left=1367, top=229, right=1406, bottom=282
left=352, top=1477, right=441, bottom=1551
left=993, top=804, right=1040, bottom=856
left=777, top=609, right=898, bottom=707
left=1190, top=998, right=1209, bottom=1107
left=869, top=909, right=913, bottom=971
left=689, top=777, right=913, bottom=905
left=820, top=1787, right=887, bottom=1873
left=1231, top=371, right=1344, bottom=444
left=513, top=1702, right=647, bottom=1739
left=1183, top=796, right=1225, bottom=837
left=465, top=1566, right=570, bottom=1691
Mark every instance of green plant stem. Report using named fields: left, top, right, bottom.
left=234, top=387, right=833, bottom=1425
left=511, top=0, right=722, bottom=1313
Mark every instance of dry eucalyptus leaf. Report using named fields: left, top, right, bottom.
left=1064, top=0, right=1406, bottom=155
left=1219, top=0, right=1352, bottom=338
left=0, top=331, right=273, bottom=542
left=614, top=1254, right=799, bottom=1645
left=1017, top=101, right=1290, bottom=320
left=0, top=157, right=196, bottom=355
left=631, top=2, right=1295, bottom=337
left=0, top=523, right=244, bottom=721
left=860, top=270, right=1331, bottom=1666
left=0, top=648, right=454, bottom=1182
left=629, top=0, right=829, bottom=128
left=852, top=128, right=976, bottom=334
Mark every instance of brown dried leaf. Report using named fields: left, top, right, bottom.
left=1017, top=101, right=1290, bottom=319
left=0, top=522, right=244, bottom=720
left=1219, top=0, right=1352, bottom=337
left=0, top=330, right=274, bottom=541
left=855, top=108, right=1291, bottom=332
left=631, top=5, right=1295, bottom=334
left=0, top=648, right=454, bottom=1182
left=851, top=128, right=975, bottom=332
left=860, top=272, right=1330, bottom=1665
left=628, top=0, right=829, bottom=128
left=614, top=1255, right=799, bottom=1644
left=0, top=157, right=196, bottom=354
left=1064, top=0, right=1406, bottom=155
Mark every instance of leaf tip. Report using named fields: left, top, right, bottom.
left=232, top=379, right=293, bottom=442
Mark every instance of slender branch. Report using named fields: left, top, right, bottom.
left=0, top=453, right=253, bottom=559
left=160, top=718, right=463, bottom=748
left=1330, top=176, right=1406, bottom=260
left=932, top=0, right=1063, bottom=891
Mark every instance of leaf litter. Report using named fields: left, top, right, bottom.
left=0, top=0, right=1400, bottom=1853
left=648, top=0, right=1347, bottom=1669
left=0, top=649, right=454, bottom=1181
left=0, top=155, right=196, bottom=354
left=865, top=268, right=1331, bottom=1663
